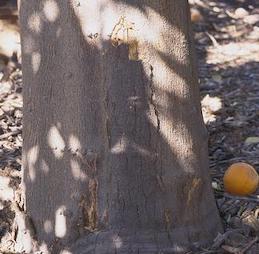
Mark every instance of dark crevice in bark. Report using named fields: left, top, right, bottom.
left=104, top=67, right=111, bottom=149
left=156, top=174, right=166, bottom=193
left=106, top=117, right=111, bottom=149
left=148, top=65, right=160, bottom=133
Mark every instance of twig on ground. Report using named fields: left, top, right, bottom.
left=206, top=32, right=219, bottom=47
left=237, top=236, right=258, bottom=254
left=0, top=129, right=21, bottom=140
left=224, top=193, right=259, bottom=203
left=212, top=229, right=243, bottom=249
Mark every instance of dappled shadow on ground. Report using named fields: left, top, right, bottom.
left=202, top=61, right=259, bottom=174
left=190, top=0, right=259, bottom=252
left=1, top=0, right=258, bottom=253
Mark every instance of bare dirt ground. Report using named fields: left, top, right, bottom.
left=0, top=0, right=258, bottom=253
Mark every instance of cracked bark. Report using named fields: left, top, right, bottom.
left=20, top=0, right=222, bottom=253
left=149, top=65, right=160, bottom=133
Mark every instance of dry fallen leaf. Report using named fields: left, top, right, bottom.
left=244, top=137, right=259, bottom=145
left=234, top=8, right=249, bottom=19
left=244, top=14, right=259, bottom=25
left=191, top=8, right=203, bottom=23
left=202, top=95, right=222, bottom=113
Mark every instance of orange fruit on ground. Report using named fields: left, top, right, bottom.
left=223, top=162, right=259, bottom=196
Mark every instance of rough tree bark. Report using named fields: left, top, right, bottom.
left=20, top=0, right=222, bottom=253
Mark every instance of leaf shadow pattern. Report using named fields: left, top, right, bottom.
left=20, top=0, right=222, bottom=253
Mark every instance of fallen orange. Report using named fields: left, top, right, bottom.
left=223, top=162, right=259, bottom=196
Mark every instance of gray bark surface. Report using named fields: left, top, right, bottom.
left=20, top=0, right=222, bottom=253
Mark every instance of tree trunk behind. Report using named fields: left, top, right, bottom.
left=20, top=0, right=222, bottom=253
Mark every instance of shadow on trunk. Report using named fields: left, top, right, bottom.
left=20, top=1, right=222, bottom=253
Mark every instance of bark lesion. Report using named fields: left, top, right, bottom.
left=80, top=179, right=98, bottom=232
left=77, top=152, right=99, bottom=232
left=110, top=16, right=139, bottom=61
left=186, top=177, right=202, bottom=206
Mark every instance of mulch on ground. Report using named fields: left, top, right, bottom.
left=0, top=0, right=258, bottom=253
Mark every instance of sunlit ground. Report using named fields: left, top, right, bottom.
left=0, top=0, right=259, bottom=252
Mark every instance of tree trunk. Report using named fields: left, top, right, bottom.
left=20, top=0, right=222, bottom=253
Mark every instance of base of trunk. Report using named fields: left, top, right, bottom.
left=68, top=226, right=219, bottom=254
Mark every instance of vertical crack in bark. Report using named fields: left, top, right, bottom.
left=156, top=175, right=166, bottom=192
left=106, top=117, right=111, bottom=149
left=164, top=208, right=172, bottom=232
left=136, top=205, right=141, bottom=225
left=104, top=71, right=111, bottom=149
left=149, top=65, right=160, bottom=132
